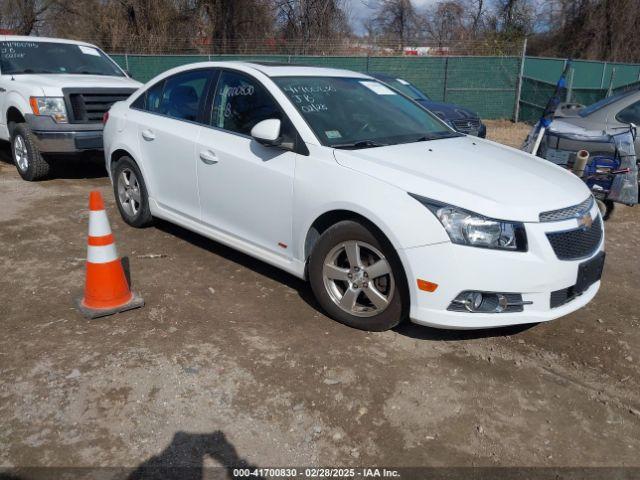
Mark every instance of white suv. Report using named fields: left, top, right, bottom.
left=0, top=36, right=141, bottom=180
left=103, top=62, right=605, bottom=331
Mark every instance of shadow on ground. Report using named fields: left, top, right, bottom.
left=154, top=219, right=320, bottom=313
left=0, top=140, right=107, bottom=180
left=394, top=320, right=538, bottom=341
left=155, top=219, right=532, bottom=342
left=127, top=430, right=265, bottom=480
left=0, top=430, right=263, bottom=480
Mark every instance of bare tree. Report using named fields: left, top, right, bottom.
left=275, top=0, right=351, bottom=54
left=368, top=0, right=418, bottom=49
left=422, top=1, right=466, bottom=46
left=0, top=0, right=52, bottom=34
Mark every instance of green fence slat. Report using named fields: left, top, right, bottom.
left=106, top=53, right=640, bottom=122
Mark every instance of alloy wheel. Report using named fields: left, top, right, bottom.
left=13, top=135, right=28, bottom=171
left=117, top=168, right=142, bottom=217
left=322, top=240, right=395, bottom=317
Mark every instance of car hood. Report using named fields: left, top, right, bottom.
left=333, top=136, right=591, bottom=222
left=415, top=99, right=479, bottom=120
left=10, top=74, right=141, bottom=96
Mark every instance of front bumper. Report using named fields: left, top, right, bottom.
left=26, top=114, right=104, bottom=153
left=399, top=203, right=604, bottom=329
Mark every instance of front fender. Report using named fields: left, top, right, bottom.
left=293, top=149, right=450, bottom=262
left=2, top=92, right=32, bottom=125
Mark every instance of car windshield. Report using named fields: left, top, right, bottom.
left=274, top=76, right=458, bottom=148
left=381, top=77, right=430, bottom=101
left=0, top=41, right=124, bottom=76
left=579, top=89, right=637, bottom=117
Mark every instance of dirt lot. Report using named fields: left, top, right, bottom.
left=1, top=123, right=639, bottom=476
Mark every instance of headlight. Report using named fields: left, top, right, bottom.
left=410, top=194, right=527, bottom=251
left=29, top=97, right=68, bottom=123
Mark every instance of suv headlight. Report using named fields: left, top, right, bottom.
left=410, top=194, right=527, bottom=251
left=29, top=97, right=68, bottom=123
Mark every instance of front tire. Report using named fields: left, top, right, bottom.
left=11, top=123, right=50, bottom=181
left=112, top=156, right=153, bottom=228
left=308, top=220, right=408, bottom=331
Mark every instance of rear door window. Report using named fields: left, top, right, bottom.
left=616, top=100, right=640, bottom=124
left=131, top=80, right=164, bottom=113
left=159, top=69, right=212, bottom=123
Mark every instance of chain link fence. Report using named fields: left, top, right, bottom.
left=98, top=37, right=640, bottom=122
left=520, top=57, right=640, bottom=122
left=104, top=39, right=525, bottom=120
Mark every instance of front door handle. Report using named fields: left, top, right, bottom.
left=0, top=87, right=6, bottom=93
left=199, top=150, right=218, bottom=165
left=141, top=129, right=155, bottom=141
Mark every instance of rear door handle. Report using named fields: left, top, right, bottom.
left=141, top=129, right=155, bottom=141
left=0, top=87, right=6, bottom=93
left=199, top=150, right=218, bottom=165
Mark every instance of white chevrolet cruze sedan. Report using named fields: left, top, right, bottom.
left=103, top=62, right=605, bottom=331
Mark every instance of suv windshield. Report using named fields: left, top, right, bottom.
left=275, top=76, right=458, bottom=148
left=0, top=41, right=124, bottom=76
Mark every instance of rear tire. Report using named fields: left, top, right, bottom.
left=112, top=156, right=154, bottom=228
left=11, top=123, right=50, bottom=181
left=308, top=220, right=408, bottom=331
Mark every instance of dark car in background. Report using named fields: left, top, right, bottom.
left=369, top=72, right=487, bottom=138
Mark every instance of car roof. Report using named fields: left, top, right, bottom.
left=232, top=61, right=371, bottom=79
left=579, top=87, right=640, bottom=117
left=0, top=35, right=96, bottom=48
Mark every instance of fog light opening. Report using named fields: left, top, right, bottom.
left=450, top=291, right=532, bottom=314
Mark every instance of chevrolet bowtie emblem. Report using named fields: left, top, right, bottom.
left=578, top=213, right=593, bottom=229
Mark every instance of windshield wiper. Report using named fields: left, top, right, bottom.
left=411, top=131, right=462, bottom=142
left=332, top=140, right=388, bottom=150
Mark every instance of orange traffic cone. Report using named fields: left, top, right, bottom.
left=76, top=191, right=144, bottom=319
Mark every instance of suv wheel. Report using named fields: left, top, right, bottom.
left=11, top=123, right=50, bottom=181
left=309, top=220, right=408, bottom=331
left=113, top=156, right=153, bottom=228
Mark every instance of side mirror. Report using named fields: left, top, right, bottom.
left=251, top=119, right=282, bottom=147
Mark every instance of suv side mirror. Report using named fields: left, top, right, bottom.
left=251, top=119, right=282, bottom=147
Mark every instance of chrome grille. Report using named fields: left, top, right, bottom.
left=546, top=216, right=603, bottom=260
left=451, top=118, right=481, bottom=134
left=539, top=196, right=594, bottom=222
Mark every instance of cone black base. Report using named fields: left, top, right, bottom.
left=75, top=292, right=144, bottom=319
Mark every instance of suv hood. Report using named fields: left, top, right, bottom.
left=334, top=136, right=591, bottom=222
left=11, top=74, right=141, bottom=96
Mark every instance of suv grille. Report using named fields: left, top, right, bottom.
left=451, top=118, right=480, bottom=134
left=539, top=196, right=594, bottom=222
left=546, top=216, right=603, bottom=260
left=63, top=88, right=136, bottom=124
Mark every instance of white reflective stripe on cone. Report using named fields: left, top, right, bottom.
left=88, top=210, right=112, bottom=237
left=87, top=243, right=119, bottom=264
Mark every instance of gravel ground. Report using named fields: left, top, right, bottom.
left=484, top=120, right=532, bottom=148
left=0, top=122, right=639, bottom=476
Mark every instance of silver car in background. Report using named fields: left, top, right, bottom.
left=550, top=88, right=640, bottom=152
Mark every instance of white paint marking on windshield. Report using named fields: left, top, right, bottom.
left=360, top=81, right=397, bottom=95
left=79, top=45, right=101, bottom=56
